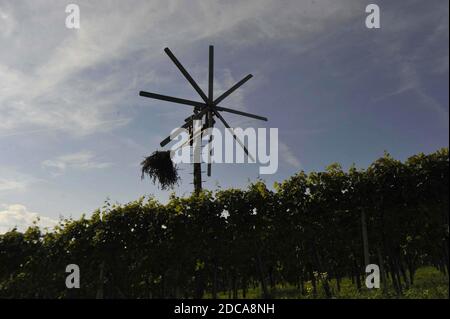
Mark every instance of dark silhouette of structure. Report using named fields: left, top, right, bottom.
left=139, top=46, right=267, bottom=193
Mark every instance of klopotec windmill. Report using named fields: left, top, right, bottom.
left=139, top=46, right=267, bottom=193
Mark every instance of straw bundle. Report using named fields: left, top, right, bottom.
left=141, top=151, right=180, bottom=190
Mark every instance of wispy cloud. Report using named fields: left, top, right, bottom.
left=42, top=151, right=113, bottom=175
left=368, top=2, right=449, bottom=125
left=0, top=6, right=16, bottom=37
left=0, top=178, right=27, bottom=192
left=0, top=167, right=37, bottom=192
left=279, top=141, right=302, bottom=169
left=0, top=0, right=362, bottom=138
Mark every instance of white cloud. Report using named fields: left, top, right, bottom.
left=0, top=204, right=58, bottom=234
left=42, top=150, right=113, bottom=175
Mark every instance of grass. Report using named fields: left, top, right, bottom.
left=210, top=267, right=448, bottom=299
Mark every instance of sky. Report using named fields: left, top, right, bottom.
left=0, top=0, right=448, bottom=233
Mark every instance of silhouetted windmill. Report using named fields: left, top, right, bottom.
left=139, top=46, right=267, bottom=193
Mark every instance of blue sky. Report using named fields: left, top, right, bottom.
left=0, top=0, right=448, bottom=232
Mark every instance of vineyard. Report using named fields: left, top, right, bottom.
left=0, top=148, right=448, bottom=299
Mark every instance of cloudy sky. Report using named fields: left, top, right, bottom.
left=0, top=0, right=448, bottom=232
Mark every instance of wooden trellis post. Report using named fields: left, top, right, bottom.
left=361, top=210, right=370, bottom=266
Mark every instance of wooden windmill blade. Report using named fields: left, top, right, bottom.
left=214, top=105, right=268, bottom=121
left=164, top=47, right=209, bottom=104
left=213, top=74, right=253, bottom=105
left=212, top=108, right=256, bottom=162
left=208, top=45, right=214, bottom=102
left=139, top=91, right=205, bottom=108
left=207, top=45, right=214, bottom=177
